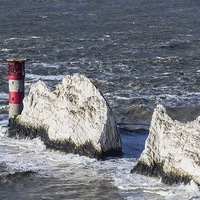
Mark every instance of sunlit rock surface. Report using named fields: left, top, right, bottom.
left=131, top=104, right=200, bottom=185
left=9, top=74, right=122, bottom=160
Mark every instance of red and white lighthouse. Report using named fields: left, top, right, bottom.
left=6, top=58, right=27, bottom=118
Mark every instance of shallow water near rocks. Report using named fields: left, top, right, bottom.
left=1, top=0, right=200, bottom=199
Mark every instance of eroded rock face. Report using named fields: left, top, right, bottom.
left=131, top=104, right=200, bottom=185
left=8, top=74, right=122, bottom=160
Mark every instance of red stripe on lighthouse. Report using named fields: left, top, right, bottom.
left=9, top=92, right=24, bottom=104
left=8, top=75, right=25, bottom=80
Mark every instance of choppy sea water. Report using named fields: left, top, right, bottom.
left=1, top=0, right=200, bottom=199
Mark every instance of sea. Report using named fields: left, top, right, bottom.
left=0, top=0, right=200, bottom=199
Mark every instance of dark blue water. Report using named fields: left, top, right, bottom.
left=0, top=0, right=200, bottom=199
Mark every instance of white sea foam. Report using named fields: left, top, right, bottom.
left=6, top=36, right=41, bottom=41
left=0, top=134, right=97, bottom=176
left=0, top=92, right=9, bottom=100
left=30, top=36, right=41, bottom=39
left=0, top=105, right=9, bottom=110
left=109, top=157, right=200, bottom=200
left=153, top=180, right=200, bottom=200
left=0, top=120, right=8, bottom=137
left=26, top=73, right=64, bottom=81
left=0, top=131, right=199, bottom=200
left=1, top=48, right=11, bottom=52
left=32, top=62, right=60, bottom=68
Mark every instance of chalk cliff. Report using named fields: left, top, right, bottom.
left=131, top=104, right=200, bottom=185
left=8, top=74, right=122, bottom=160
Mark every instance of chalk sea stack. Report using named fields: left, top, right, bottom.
left=8, top=74, right=122, bottom=160
left=131, top=104, right=200, bottom=185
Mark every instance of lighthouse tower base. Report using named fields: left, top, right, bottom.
left=9, top=104, right=23, bottom=119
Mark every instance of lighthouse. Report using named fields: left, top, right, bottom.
left=6, top=58, right=28, bottom=118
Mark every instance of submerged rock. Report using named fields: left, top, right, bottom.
left=131, top=104, right=200, bottom=185
left=8, top=74, right=122, bottom=160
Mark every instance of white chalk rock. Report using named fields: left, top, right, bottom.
left=17, top=74, right=122, bottom=156
left=132, top=104, right=200, bottom=185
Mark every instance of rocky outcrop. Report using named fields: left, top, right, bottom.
left=131, top=104, right=200, bottom=185
left=8, top=74, right=122, bottom=160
